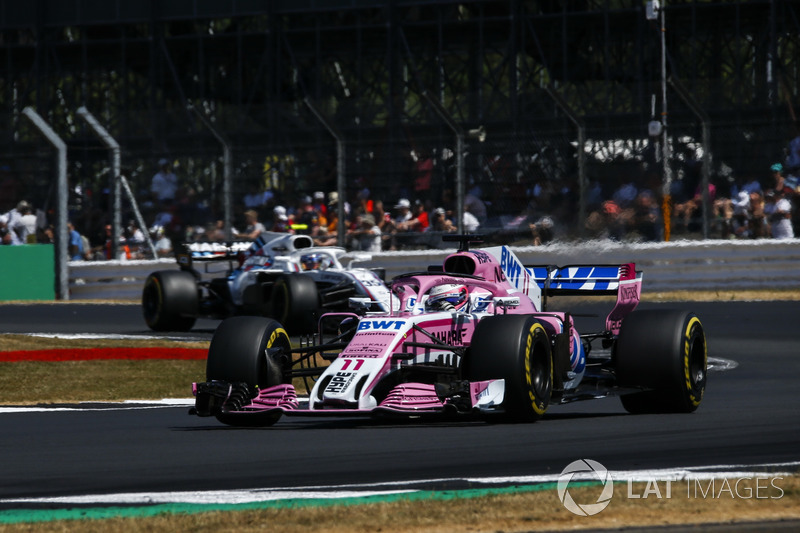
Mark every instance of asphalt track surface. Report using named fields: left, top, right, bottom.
left=1, top=300, right=799, bottom=506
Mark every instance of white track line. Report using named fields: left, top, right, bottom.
left=2, top=462, right=796, bottom=506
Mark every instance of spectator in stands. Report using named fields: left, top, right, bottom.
left=585, top=200, right=626, bottom=241
left=630, top=190, right=661, bottom=242
left=748, top=191, right=769, bottom=238
left=126, top=219, right=146, bottom=245
left=718, top=190, right=751, bottom=239
left=462, top=204, right=481, bottom=233
left=19, top=203, right=38, bottom=243
left=67, top=221, right=87, bottom=261
left=356, top=188, right=374, bottom=216
left=2, top=200, right=33, bottom=244
left=311, top=191, right=328, bottom=220
left=271, top=205, right=292, bottom=233
left=427, top=207, right=457, bottom=234
left=313, top=226, right=338, bottom=247
left=234, top=209, right=266, bottom=240
left=348, top=213, right=382, bottom=252
left=674, top=182, right=716, bottom=233
left=764, top=190, right=794, bottom=239
left=397, top=200, right=429, bottom=233
left=292, top=195, right=317, bottom=234
left=771, top=163, right=794, bottom=196
left=412, top=200, right=430, bottom=232
left=0, top=216, right=15, bottom=245
left=151, top=226, right=173, bottom=257
left=325, top=193, right=341, bottom=237
left=207, top=219, right=228, bottom=241
left=150, top=158, right=178, bottom=205
left=392, top=198, right=412, bottom=228
left=530, top=216, right=555, bottom=246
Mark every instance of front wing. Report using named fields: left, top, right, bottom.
left=192, top=379, right=506, bottom=419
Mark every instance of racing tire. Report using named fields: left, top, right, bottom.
left=269, top=274, right=319, bottom=334
left=206, top=316, right=292, bottom=427
left=466, top=315, right=553, bottom=422
left=141, top=270, right=199, bottom=331
left=615, top=309, right=707, bottom=414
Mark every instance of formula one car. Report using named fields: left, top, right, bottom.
left=142, top=232, right=391, bottom=333
left=191, top=235, right=707, bottom=426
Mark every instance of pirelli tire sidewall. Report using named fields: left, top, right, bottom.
left=206, top=316, right=292, bottom=389
left=467, top=314, right=553, bottom=422
left=615, top=309, right=707, bottom=413
left=205, top=316, right=291, bottom=427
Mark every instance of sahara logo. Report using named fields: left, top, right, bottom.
left=557, top=459, right=614, bottom=516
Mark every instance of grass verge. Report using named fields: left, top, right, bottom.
left=0, top=479, right=797, bottom=532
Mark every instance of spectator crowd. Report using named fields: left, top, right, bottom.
left=3, top=133, right=800, bottom=262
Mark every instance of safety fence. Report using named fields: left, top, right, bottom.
left=67, top=239, right=800, bottom=301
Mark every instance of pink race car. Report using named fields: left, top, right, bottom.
left=192, top=235, right=707, bottom=426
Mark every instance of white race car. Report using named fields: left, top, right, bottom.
left=142, top=232, right=390, bottom=333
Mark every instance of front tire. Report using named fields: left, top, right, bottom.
left=615, top=309, right=707, bottom=414
left=467, top=315, right=553, bottom=422
left=206, top=316, right=292, bottom=427
left=142, top=270, right=199, bottom=331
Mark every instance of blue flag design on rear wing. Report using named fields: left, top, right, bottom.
left=529, top=263, right=642, bottom=335
left=529, top=264, right=638, bottom=295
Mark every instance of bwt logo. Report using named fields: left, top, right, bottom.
left=557, top=459, right=614, bottom=516
left=500, top=247, right=523, bottom=283
left=357, top=320, right=405, bottom=331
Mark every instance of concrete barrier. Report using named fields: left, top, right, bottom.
left=66, top=238, right=800, bottom=300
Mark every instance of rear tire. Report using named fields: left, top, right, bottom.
left=467, top=315, right=553, bottom=422
left=270, top=274, right=319, bottom=334
left=206, top=316, right=292, bottom=427
left=142, top=271, right=198, bottom=331
left=616, top=309, right=707, bottom=414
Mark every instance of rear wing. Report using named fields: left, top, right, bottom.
left=175, top=242, right=252, bottom=270
left=528, top=263, right=642, bottom=335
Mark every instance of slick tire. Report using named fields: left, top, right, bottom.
left=141, top=270, right=199, bottom=331
left=206, top=316, right=292, bottom=427
left=615, top=309, right=707, bottom=414
left=467, top=315, right=553, bottom=422
left=270, top=274, right=319, bottom=334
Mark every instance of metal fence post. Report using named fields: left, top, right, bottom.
left=76, top=107, right=157, bottom=258
left=22, top=107, right=69, bottom=300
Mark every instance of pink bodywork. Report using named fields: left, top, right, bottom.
left=194, top=247, right=642, bottom=417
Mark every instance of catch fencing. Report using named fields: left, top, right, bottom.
left=68, top=239, right=800, bottom=301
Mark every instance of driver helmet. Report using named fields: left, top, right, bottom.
left=425, top=283, right=469, bottom=312
left=300, top=253, right=321, bottom=271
